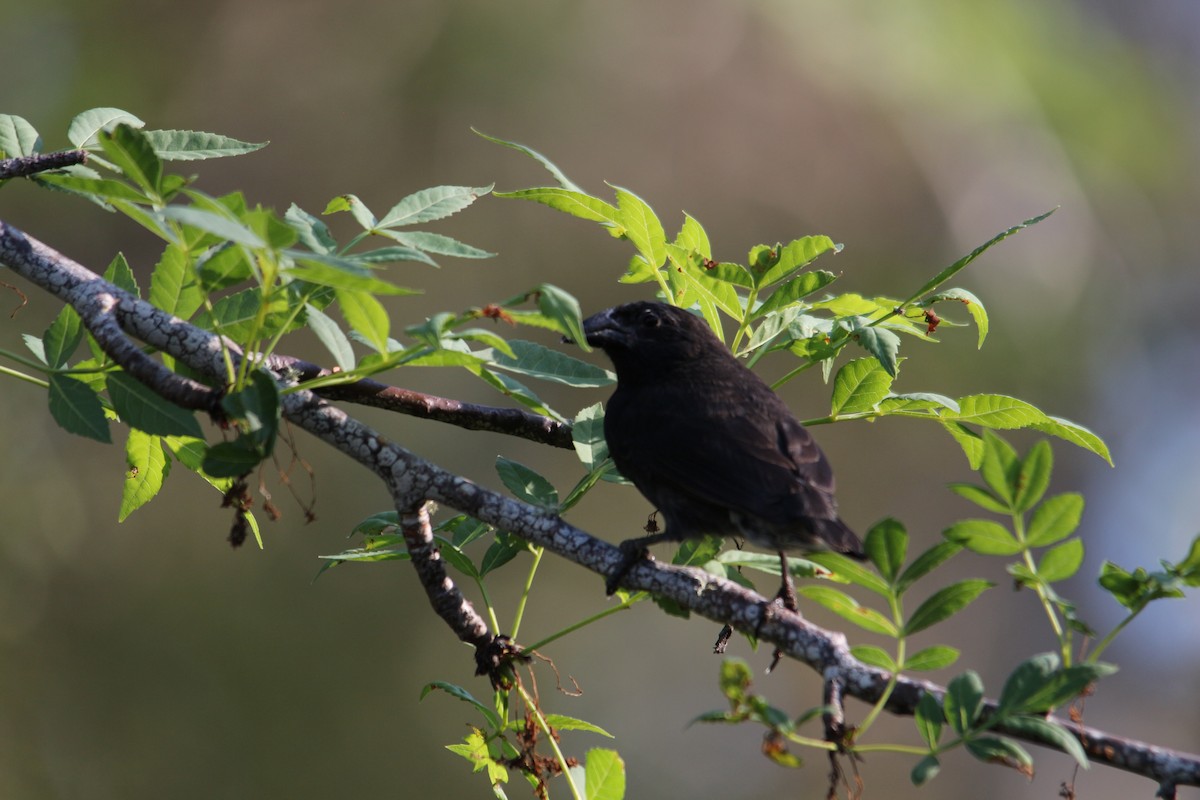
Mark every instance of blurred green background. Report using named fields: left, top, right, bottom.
left=1, top=1, right=1198, bottom=798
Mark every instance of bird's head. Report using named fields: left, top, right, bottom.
left=582, top=302, right=722, bottom=377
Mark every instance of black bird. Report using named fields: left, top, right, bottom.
left=583, top=301, right=865, bottom=611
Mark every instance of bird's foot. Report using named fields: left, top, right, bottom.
left=761, top=574, right=802, bottom=674
left=604, top=539, right=652, bottom=595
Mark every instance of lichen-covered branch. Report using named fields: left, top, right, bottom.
left=2, top=219, right=1198, bottom=791
left=265, top=354, right=571, bottom=448
left=0, top=150, right=87, bottom=180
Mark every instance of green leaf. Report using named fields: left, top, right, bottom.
left=148, top=243, right=204, bottom=320
left=495, top=457, right=559, bottom=508
left=847, top=319, right=901, bottom=376
left=755, top=236, right=840, bottom=287
left=1014, top=440, right=1053, bottom=511
left=947, top=483, right=1010, bottom=515
left=1178, top=534, right=1200, bottom=580
left=480, top=534, right=526, bottom=576
left=943, top=519, right=1023, bottom=556
left=583, top=748, right=626, bottom=800
left=43, top=306, right=84, bottom=369
left=895, top=541, right=963, bottom=595
left=718, top=550, right=823, bottom=580
left=120, top=429, right=169, bottom=521
left=434, top=538, right=480, bottom=579
left=1031, top=416, right=1113, bottom=465
left=914, top=693, right=944, bottom=748
left=752, top=270, right=839, bottom=320
left=304, top=304, right=356, bottom=371
left=996, top=652, right=1058, bottom=714
left=998, top=653, right=1116, bottom=714
left=324, top=193, right=376, bottom=229
left=925, top=287, right=988, bottom=348
left=905, top=645, right=960, bottom=672
left=538, top=715, right=614, bottom=738
left=796, top=586, right=899, bottom=635
left=193, top=288, right=293, bottom=341
left=287, top=254, right=418, bottom=296
left=337, top=288, right=390, bottom=354
left=219, top=369, right=280, bottom=457
left=107, top=372, right=204, bottom=437
left=850, top=645, right=897, bottom=671
left=806, top=551, right=890, bottom=596
left=99, top=124, right=162, bottom=196
left=671, top=245, right=741, bottom=320
left=200, top=439, right=264, bottom=478
left=473, top=129, right=585, bottom=193
left=906, top=209, right=1056, bottom=303
left=377, top=184, right=493, bottom=228
left=1038, top=539, right=1084, bottom=583
left=533, top=283, right=588, bottom=352
left=944, top=394, right=1048, bottom=430
left=905, top=579, right=992, bottom=635
left=141, top=129, right=267, bottom=160
left=68, top=107, right=145, bottom=148
left=980, top=430, right=1020, bottom=504
left=160, top=206, right=265, bottom=248
left=864, top=517, right=907, bottom=584
left=910, top=755, right=940, bottom=786
left=1026, top=493, right=1084, bottom=547
left=612, top=185, right=667, bottom=269
left=1002, top=715, right=1088, bottom=768
left=572, top=403, right=608, bottom=471
left=485, top=339, right=614, bottom=387
left=941, top=421, right=984, bottom=468
left=473, top=368, right=564, bottom=421
left=877, top=392, right=960, bottom=414
left=674, top=212, right=711, bottom=259
left=943, top=670, right=985, bottom=734
left=830, top=358, right=894, bottom=416
left=706, top=261, right=755, bottom=288
left=493, top=186, right=619, bottom=224
left=31, top=173, right=149, bottom=204
left=48, top=374, right=111, bottom=442
left=965, top=735, right=1032, bottom=776
left=376, top=230, right=494, bottom=260
left=285, top=203, right=338, bottom=254
left=0, top=114, right=42, bottom=156
left=419, top=681, right=503, bottom=731
left=103, top=252, right=141, bottom=298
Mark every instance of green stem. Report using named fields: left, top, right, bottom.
left=515, top=682, right=584, bottom=800
left=854, top=593, right=905, bottom=737
left=1087, top=610, right=1140, bottom=663
left=0, top=363, right=48, bottom=388
left=0, top=348, right=53, bottom=372
left=473, top=579, right=502, bottom=635
left=782, top=732, right=838, bottom=751
left=1013, top=513, right=1068, bottom=663
left=509, top=546, right=544, bottom=641
left=853, top=743, right=938, bottom=756
left=522, top=593, right=647, bottom=652
left=730, top=288, right=759, bottom=354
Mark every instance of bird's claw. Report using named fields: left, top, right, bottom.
left=604, top=540, right=652, bottom=595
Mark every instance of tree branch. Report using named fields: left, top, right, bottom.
left=2, top=219, right=1198, bottom=791
left=0, top=150, right=87, bottom=180
left=264, top=354, right=571, bottom=448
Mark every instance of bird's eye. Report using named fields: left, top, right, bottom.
left=639, top=310, right=660, bottom=328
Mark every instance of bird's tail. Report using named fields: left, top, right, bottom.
left=814, top=517, right=866, bottom=561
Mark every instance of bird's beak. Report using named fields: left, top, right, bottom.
left=581, top=309, right=628, bottom=349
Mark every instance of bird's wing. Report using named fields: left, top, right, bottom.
left=608, top=391, right=840, bottom=526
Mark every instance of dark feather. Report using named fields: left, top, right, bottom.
left=585, top=301, right=864, bottom=560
